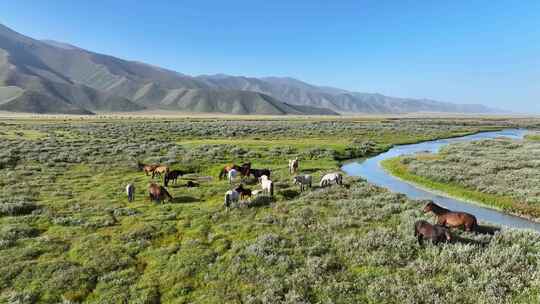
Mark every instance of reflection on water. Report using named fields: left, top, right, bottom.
left=342, top=129, right=540, bottom=232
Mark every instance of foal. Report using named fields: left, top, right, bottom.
left=414, top=220, right=452, bottom=245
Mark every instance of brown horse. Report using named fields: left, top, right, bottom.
left=148, top=183, right=173, bottom=203
left=152, top=165, right=169, bottom=179
left=235, top=184, right=252, bottom=200
left=138, top=162, right=158, bottom=176
left=219, top=162, right=251, bottom=180
left=423, top=202, right=478, bottom=231
left=414, top=220, right=452, bottom=245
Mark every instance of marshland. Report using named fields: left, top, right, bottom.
left=1, top=116, right=540, bottom=303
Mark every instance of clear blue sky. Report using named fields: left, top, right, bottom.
left=1, top=0, right=539, bottom=112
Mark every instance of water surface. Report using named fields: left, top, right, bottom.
left=342, top=129, right=540, bottom=231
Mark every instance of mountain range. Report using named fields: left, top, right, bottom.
left=0, top=23, right=500, bottom=115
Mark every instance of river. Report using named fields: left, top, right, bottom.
left=342, top=129, right=540, bottom=232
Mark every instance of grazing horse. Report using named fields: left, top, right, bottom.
left=235, top=184, right=252, bottom=200
left=219, top=164, right=241, bottom=180
left=164, top=170, right=185, bottom=187
left=293, top=175, right=312, bottom=192
left=250, top=168, right=271, bottom=179
left=224, top=189, right=240, bottom=209
left=240, top=162, right=251, bottom=177
left=148, top=183, right=173, bottom=204
left=138, top=162, right=158, bottom=176
left=423, top=202, right=478, bottom=232
left=288, top=158, right=299, bottom=175
left=227, top=169, right=240, bottom=184
left=152, top=165, right=169, bottom=179
left=414, top=220, right=452, bottom=245
left=259, top=175, right=274, bottom=196
left=126, top=183, right=135, bottom=202
left=320, top=172, right=343, bottom=187
left=219, top=163, right=251, bottom=180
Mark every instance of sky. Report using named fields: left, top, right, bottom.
left=1, top=0, right=539, bottom=112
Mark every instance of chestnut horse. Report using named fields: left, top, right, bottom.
left=423, top=202, right=477, bottom=231
left=219, top=163, right=251, bottom=180
left=148, top=183, right=172, bottom=204
left=138, top=162, right=158, bottom=176
left=414, top=220, right=452, bottom=245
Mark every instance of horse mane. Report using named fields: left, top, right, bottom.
left=430, top=203, right=450, bottom=215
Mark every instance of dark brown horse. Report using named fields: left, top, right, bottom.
left=414, top=220, right=452, bottom=245
left=250, top=168, right=271, bottom=179
left=138, top=162, right=158, bottom=176
left=164, top=170, right=186, bottom=187
left=235, top=184, right=252, bottom=200
left=423, top=202, right=478, bottom=231
left=148, top=183, right=173, bottom=203
left=219, top=162, right=251, bottom=180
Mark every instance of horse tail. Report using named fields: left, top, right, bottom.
left=471, top=216, right=479, bottom=231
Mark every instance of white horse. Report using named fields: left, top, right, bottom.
left=259, top=175, right=274, bottom=196
left=288, top=158, right=299, bottom=175
left=126, top=183, right=135, bottom=202
left=228, top=168, right=240, bottom=184
left=224, top=189, right=240, bottom=209
left=320, top=172, right=343, bottom=188
left=293, top=175, right=312, bottom=192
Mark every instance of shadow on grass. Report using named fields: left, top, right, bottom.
left=279, top=189, right=300, bottom=200
left=475, top=225, right=501, bottom=235
left=170, top=196, right=200, bottom=204
left=300, top=168, right=325, bottom=174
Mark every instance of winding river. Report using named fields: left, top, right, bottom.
left=342, top=129, right=540, bottom=232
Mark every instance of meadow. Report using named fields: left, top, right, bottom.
left=382, top=133, right=540, bottom=219
left=1, top=117, right=540, bottom=303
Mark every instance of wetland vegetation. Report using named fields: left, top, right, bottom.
left=1, top=117, right=540, bottom=303
left=383, top=133, right=540, bottom=219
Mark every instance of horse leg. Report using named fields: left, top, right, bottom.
left=417, top=235, right=424, bottom=246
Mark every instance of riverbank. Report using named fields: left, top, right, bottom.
left=381, top=157, right=540, bottom=220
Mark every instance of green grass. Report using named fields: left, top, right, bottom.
left=381, top=157, right=540, bottom=218
left=1, top=117, right=539, bottom=303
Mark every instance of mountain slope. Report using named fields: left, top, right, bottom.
left=0, top=24, right=335, bottom=115
left=0, top=23, right=499, bottom=115
left=196, top=75, right=500, bottom=114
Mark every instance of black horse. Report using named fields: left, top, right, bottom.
left=164, top=170, right=186, bottom=187
left=250, top=168, right=271, bottom=179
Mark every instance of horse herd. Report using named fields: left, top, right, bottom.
left=127, top=158, right=344, bottom=208
left=130, top=159, right=477, bottom=245
left=218, top=158, right=343, bottom=209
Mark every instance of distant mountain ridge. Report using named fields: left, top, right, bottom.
left=0, top=23, right=500, bottom=115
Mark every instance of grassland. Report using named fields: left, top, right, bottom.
left=1, top=117, right=540, bottom=303
left=382, top=135, right=540, bottom=219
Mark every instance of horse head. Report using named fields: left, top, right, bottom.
left=423, top=202, right=435, bottom=213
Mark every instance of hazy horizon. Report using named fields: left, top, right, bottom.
left=1, top=1, right=538, bottom=113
